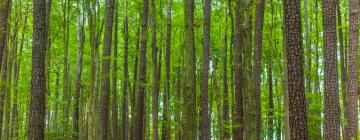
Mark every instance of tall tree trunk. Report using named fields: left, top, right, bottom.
left=283, top=0, right=308, bottom=138
left=304, top=0, right=311, bottom=94
left=200, top=0, right=211, bottom=139
left=232, top=0, right=244, bottom=139
left=322, top=0, right=341, bottom=139
left=346, top=0, right=359, bottom=138
left=150, top=0, right=159, bottom=138
left=135, top=0, right=149, bottom=138
left=98, top=0, right=114, bottom=139
left=28, top=0, right=48, bottom=138
left=112, top=1, right=119, bottom=140
left=0, top=0, right=11, bottom=71
left=73, top=4, right=85, bottom=139
left=314, top=0, right=322, bottom=137
left=183, top=0, right=197, bottom=139
left=3, top=31, right=13, bottom=140
left=121, top=0, right=128, bottom=139
left=162, top=0, right=172, bottom=139
left=130, top=20, right=140, bottom=139
left=87, top=0, right=97, bottom=139
left=0, top=45, right=7, bottom=140
left=62, top=0, right=70, bottom=133
left=281, top=24, right=290, bottom=140
left=336, top=0, right=347, bottom=138
left=253, top=0, right=264, bottom=138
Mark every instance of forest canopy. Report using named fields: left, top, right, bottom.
left=0, top=0, right=358, bottom=139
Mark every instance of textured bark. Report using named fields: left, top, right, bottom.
left=98, top=0, right=114, bottom=139
left=162, top=0, right=172, bottom=139
left=150, top=0, right=159, bottom=138
left=86, top=0, right=97, bottom=139
left=135, top=0, right=149, bottom=138
left=0, top=0, right=11, bottom=72
left=232, top=0, right=244, bottom=139
left=183, top=0, right=197, bottom=139
left=267, top=63, right=274, bottom=139
left=28, top=0, right=48, bottom=138
left=346, top=0, right=359, bottom=138
left=0, top=42, right=7, bottom=140
left=121, top=0, right=128, bottom=139
left=73, top=6, right=85, bottom=139
left=304, top=0, right=311, bottom=94
left=281, top=25, right=290, bottom=140
left=253, top=0, right=264, bottom=138
left=112, top=1, right=119, bottom=140
left=322, top=0, right=341, bottom=139
left=200, top=0, right=211, bottom=139
left=283, top=0, right=308, bottom=139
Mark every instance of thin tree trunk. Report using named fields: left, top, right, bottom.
left=0, top=45, right=7, bottom=140
left=346, top=0, right=359, bottom=138
left=322, top=0, right=341, bottom=138
left=283, top=0, right=308, bottom=138
left=112, top=1, right=119, bottom=140
left=162, top=0, right=172, bottom=139
left=62, top=0, right=70, bottom=133
left=121, top=0, right=128, bottom=139
left=130, top=20, right=140, bottom=139
left=200, top=0, right=211, bottom=139
left=98, top=0, right=114, bottom=139
left=267, top=63, right=274, bottom=139
left=73, top=4, right=85, bottom=139
left=28, top=0, right=48, bottom=138
left=3, top=31, right=13, bottom=140
left=222, top=1, right=230, bottom=138
left=304, top=0, right=311, bottom=94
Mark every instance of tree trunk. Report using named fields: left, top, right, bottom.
left=28, top=0, right=48, bottom=138
left=130, top=20, right=140, bottom=139
left=98, top=0, right=114, bottom=139
left=121, top=0, right=128, bottom=139
left=267, top=63, right=274, bottom=140
left=283, top=0, right=308, bottom=138
left=322, top=0, right=341, bottom=139
left=3, top=31, right=13, bottom=140
left=62, top=0, right=70, bottom=133
left=182, top=0, right=197, bottom=139
left=232, top=0, right=244, bottom=139
left=253, top=0, right=265, bottom=138
left=135, top=0, right=149, bottom=138
left=222, top=1, right=230, bottom=138
left=150, top=0, right=159, bottom=138
left=346, top=0, right=359, bottom=138
left=73, top=4, right=85, bottom=139
left=162, top=0, right=172, bottom=139
left=200, top=0, right=211, bottom=139
left=304, top=0, right=311, bottom=94
left=0, top=0, right=11, bottom=71
left=112, top=1, right=119, bottom=140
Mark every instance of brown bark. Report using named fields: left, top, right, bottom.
left=232, top=0, right=244, bottom=139
left=112, top=1, right=119, bottom=140
left=0, top=42, right=7, bottom=140
left=28, top=0, right=48, bottom=138
left=346, top=0, right=359, bottom=138
left=200, top=0, right=211, bottom=139
left=253, top=0, right=265, bottom=138
left=0, top=0, right=11, bottom=71
left=121, top=0, right=128, bottom=139
left=98, top=0, right=114, bottom=139
left=135, top=0, right=149, bottom=138
left=73, top=5, right=85, bottom=139
left=283, top=0, right=308, bottom=139
left=322, top=0, right=341, bottom=139
left=267, top=63, right=274, bottom=139
left=222, top=1, right=230, bottom=138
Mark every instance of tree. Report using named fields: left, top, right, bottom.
left=28, top=0, right=48, bottom=138
left=200, top=0, right=211, bottom=139
left=121, top=0, right=128, bottom=139
left=346, top=0, right=359, bottom=138
left=183, top=0, right=197, bottom=139
left=112, top=1, right=119, bottom=140
left=0, top=0, right=11, bottom=71
left=135, top=0, right=149, bottom=139
left=98, top=0, right=114, bottom=139
left=322, top=0, right=341, bottom=139
left=283, top=0, right=308, bottom=139
left=233, top=0, right=244, bottom=139
left=253, top=0, right=265, bottom=138
left=72, top=1, right=85, bottom=139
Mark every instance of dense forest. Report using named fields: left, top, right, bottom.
left=0, top=0, right=359, bottom=139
